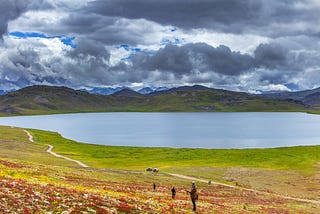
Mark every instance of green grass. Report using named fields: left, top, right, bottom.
left=0, top=126, right=79, bottom=167
left=28, top=128, right=320, bottom=172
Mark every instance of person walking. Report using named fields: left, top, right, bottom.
left=153, top=183, right=156, bottom=191
left=187, top=181, right=198, bottom=212
left=171, top=186, right=176, bottom=199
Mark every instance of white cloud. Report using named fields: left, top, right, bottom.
left=179, top=29, right=270, bottom=54
left=8, top=10, right=67, bottom=34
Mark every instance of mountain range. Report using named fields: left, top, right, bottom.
left=80, top=86, right=169, bottom=95
left=0, top=85, right=313, bottom=116
left=0, top=89, right=13, bottom=95
left=258, top=87, right=320, bottom=107
left=68, top=85, right=320, bottom=107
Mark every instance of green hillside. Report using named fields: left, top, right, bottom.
left=0, top=85, right=306, bottom=116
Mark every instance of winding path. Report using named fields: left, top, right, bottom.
left=168, top=173, right=320, bottom=205
left=24, top=130, right=34, bottom=142
left=46, top=144, right=89, bottom=168
left=24, top=130, right=89, bottom=168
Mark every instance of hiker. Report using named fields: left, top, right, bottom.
left=186, top=181, right=198, bottom=212
left=171, top=187, right=176, bottom=199
left=153, top=183, right=156, bottom=191
left=208, top=180, right=211, bottom=185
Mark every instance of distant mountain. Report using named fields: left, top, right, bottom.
left=302, top=92, right=320, bottom=106
left=0, top=90, right=7, bottom=95
left=258, top=87, right=320, bottom=106
left=154, top=86, right=169, bottom=92
left=138, top=87, right=154, bottom=94
left=0, top=85, right=307, bottom=116
left=112, top=88, right=142, bottom=97
left=0, top=89, right=13, bottom=95
left=174, top=85, right=211, bottom=91
left=150, top=85, right=218, bottom=95
left=84, top=86, right=171, bottom=95
left=138, top=86, right=171, bottom=94
left=82, top=87, right=126, bottom=95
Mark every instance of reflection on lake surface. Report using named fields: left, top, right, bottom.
left=1, top=112, right=320, bottom=148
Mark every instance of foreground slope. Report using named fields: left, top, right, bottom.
left=0, top=85, right=306, bottom=115
left=1, top=126, right=319, bottom=213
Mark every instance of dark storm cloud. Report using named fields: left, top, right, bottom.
left=86, top=0, right=261, bottom=31
left=8, top=46, right=40, bottom=69
left=0, top=0, right=29, bottom=39
left=132, top=43, right=254, bottom=76
left=68, top=39, right=110, bottom=61
left=85, top=0, right=320, bottom=37
left=128, top=41, right=320, bottom=88
left=61, top=13, right=113, bottom=35
left=0, top=0, right=53, bottom=40
left=253, top=41, right=320, bottom=75
left=254, top=43, right=289, bottom=69
left=17, top=0, right=319, bottom=48
left=136, top=44, right=193, bottom=74
left=0, top=47, right=42, bottom=88
left=186, top=43, right=254, bottom=75
left=60, top=14, right=155, bottom=46
left=0, top=38, right=111, bottom=88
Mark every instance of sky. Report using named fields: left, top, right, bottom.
left=1, top=0, right=320, bottom=92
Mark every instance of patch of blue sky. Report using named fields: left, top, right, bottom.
left=132, top=47, right=142, bottom=52
left=160, top=37, right=185, bottom=46
left=9, top=31, right=76, bottom=48
left=160, top=38, right=171, bottom=45
left=143, top=50, right=155, bottom=56
left=60, top=37, right=76, bottom=48
left=116, top=44, right=141, bottom=52
left=163, top=26, right=178, bottom=33
left=119, top=50, right=154, bottom=62
left=284, top=83, right=300, bottom=91
left=119, top=44, right=130, bottom=50
left=120, top=51, right=155, bottom=62
left=120, top=55, right=132, bottom=62
left=9, top=31, right=47, bottom=38
left=170, top=27, right=177, bottom=32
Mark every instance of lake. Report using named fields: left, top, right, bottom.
left=0, top=112, right=320, bottom=148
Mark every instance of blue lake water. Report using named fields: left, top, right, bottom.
left=0, top=112, right=320, bottom=148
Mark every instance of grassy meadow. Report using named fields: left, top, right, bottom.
left=29, top=128, right=320, bottom=172
left=1, top=126, right=320, bottom=213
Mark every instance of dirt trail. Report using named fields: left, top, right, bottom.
left=168, top=173, right=320, bottom=205
left=24, top=130, right=34, bottom=142
left=46, top=144, right=89, bottom=168
left=24, top=130, right=89, bottom=168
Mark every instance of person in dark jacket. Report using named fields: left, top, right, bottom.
left=187, top=181, right=198, bottom=211
left=153, top=183, right=156, bottom=191
left=171, top=187, right=176, bottom=199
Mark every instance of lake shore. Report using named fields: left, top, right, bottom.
left=1, top=112, right=320, bottom=149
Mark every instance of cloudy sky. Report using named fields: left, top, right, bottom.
left=1, top=0, right=320, bottom=92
